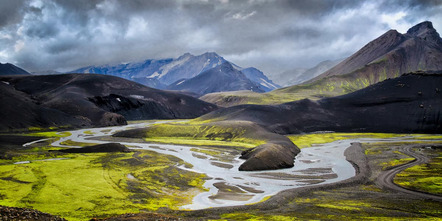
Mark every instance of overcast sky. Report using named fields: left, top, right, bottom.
left=0, top=0, right=441, bottom=76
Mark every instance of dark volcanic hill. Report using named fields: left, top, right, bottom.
left=0, top=63, right=30, bottom=76
left=199, top=71, right=442, bottom=134
left=167, top=62, right=264, bottom=95
left=0, top=74, right=217, bottom=131
left=310, top=21, right=442, bottom=83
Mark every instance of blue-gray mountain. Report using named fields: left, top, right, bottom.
left=167, top=62, right=264, bottom=95
left=0, top=63, right=30, bottom=76
left=70, top=52, right=280, bottom=94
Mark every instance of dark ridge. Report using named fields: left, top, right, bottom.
left=56, top=143, right=130, bottom=153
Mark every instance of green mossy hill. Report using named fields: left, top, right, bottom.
left=113, top=120, right=272, bottom=148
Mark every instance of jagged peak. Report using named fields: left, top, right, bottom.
left=200, top=52, right=224, bottom=59
left=406, top=21, right=441, bottom=42
left=177, top=52, right=194, bottom=59
left=407, top=21, right=434, bottom=36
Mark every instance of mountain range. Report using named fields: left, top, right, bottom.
left=70, top=52, right=280, bottom=95
left=201, top=21, right=442, bottom=107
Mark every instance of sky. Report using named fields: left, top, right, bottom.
left=0, top=0, right=441, bottom=76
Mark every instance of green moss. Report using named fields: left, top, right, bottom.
left=83, top=130, right=95, bottom=135
left=25, top=131, right=72, bottom=138
left=395, top=155, right=442, bottom=195
left=381, top=158, right=414, bottom=170
left=141, top=122, right=266, bottom=149
left=287, top=132, right=408, bottom=149
left=59, top=140, right=96, bottom=147
left=0, top=150, right=207, bottom=220
left=220, top=213, right=295, bottom=221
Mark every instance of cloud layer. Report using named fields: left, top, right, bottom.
left=0, top=0, right=441, bottom=75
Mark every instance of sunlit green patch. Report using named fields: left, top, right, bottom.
left=24, top=131, right=72, bottom=138
left=140, top=122, right=266, bottom=149
left=219, top=213, right=295, bottom=221
left=395, top=154, right=442, bottom=195
left=59, top=140, right=97, bottom=147
left=190, top=148, right=221, bottom=157
left=287, top=133, right=409, bottom=149
left=380, top=158, right=414, bottom=170
left=0, top=150, right=206, bottom=220
left=83, top=130, right=95, bottom=135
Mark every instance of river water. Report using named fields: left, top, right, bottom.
left=23, top=122, right=428, bottom=210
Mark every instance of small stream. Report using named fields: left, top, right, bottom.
left=22, top=122, right=429, bottom=210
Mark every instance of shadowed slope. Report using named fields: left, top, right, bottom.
left=200, top=72, right=442, bottom=134
left=0, top=74, right=217, bottom=131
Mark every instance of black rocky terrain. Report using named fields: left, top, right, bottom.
left=0, top=74, right=217, bottom=131
left=0, top=205, right=66, bottom=221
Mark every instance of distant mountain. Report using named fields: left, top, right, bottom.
left=167, top=62, right=264, bottom=95
left=70, top=52, right=279, bottom=92
left=309, top=21, right=442, bottom=84
left=200, top=71, right=442, bottom=134
left=0, top=63, right=30, bottom=76
left=0, top=74, right=217, bottom=131
left=241, top=67, right=280, bottom=91
left=273, top=59, right=343, bottom=87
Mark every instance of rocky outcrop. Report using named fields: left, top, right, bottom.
left=239, top=141, right=300, bottom=171
left=0, top=205, right=66, bottom=221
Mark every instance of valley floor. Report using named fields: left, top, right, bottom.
left=0, top=123, right=440, bottom=220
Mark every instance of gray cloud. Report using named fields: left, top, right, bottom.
left=0, top=0, right=441, bottom=75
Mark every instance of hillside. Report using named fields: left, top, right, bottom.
left=199, top=72, right=442, bottom=134
left=0, top=63, right=30, bottom=76
left=0, top=74, right=217, bottom=131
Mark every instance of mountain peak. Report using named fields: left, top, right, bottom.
left=406, top=21, right=441, bottom=42
left=407, top=21, right=434, bottom=35
left=202, top=52, right=222, bottom=58
left=178, top=52, right=193, bottom=59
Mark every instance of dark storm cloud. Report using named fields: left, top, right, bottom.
left=0, top=0, right=441, bottom=75
left=0, top=0, right=28, bottom=28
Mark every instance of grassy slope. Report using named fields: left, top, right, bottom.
left=201, top=67, right=397, bottom=107
left=130, top=120, right=268, bottom=149
left=0, top=140, right=206, bottom=220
